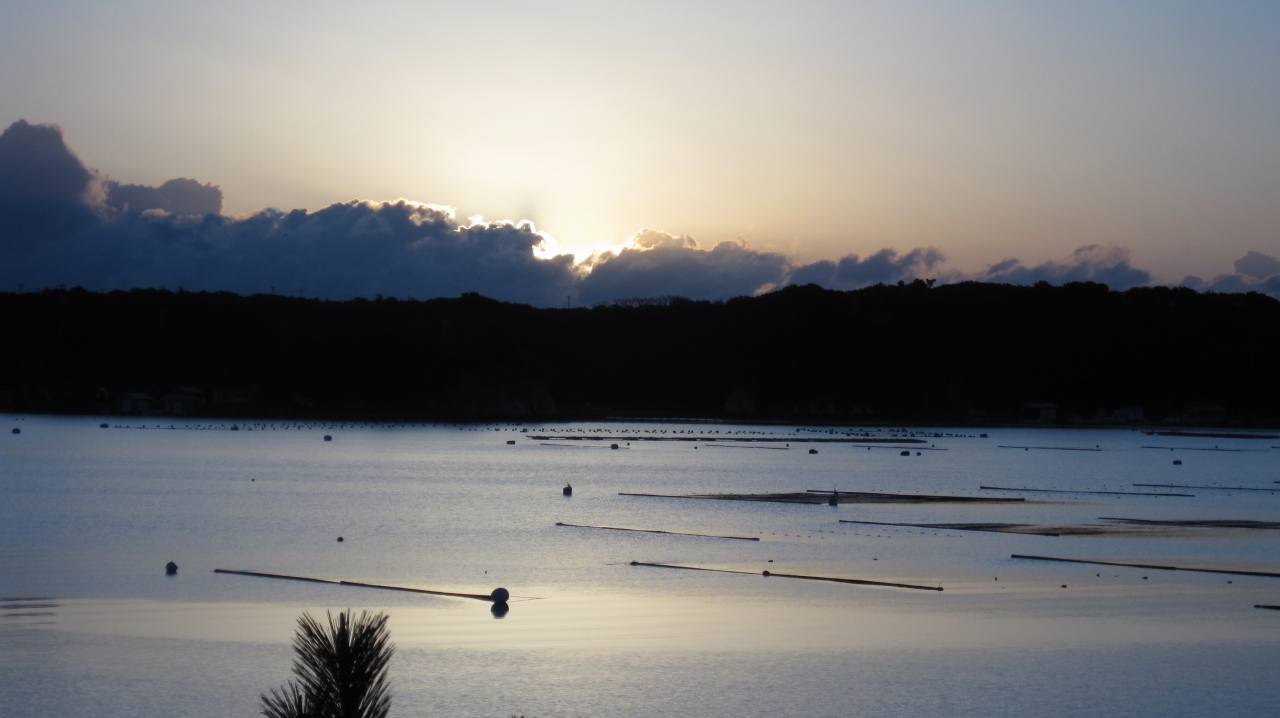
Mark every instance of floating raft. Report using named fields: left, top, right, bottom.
left=998, top=445, right=1102, bottom=452
left=528, top=435, right=926, bottom=444
left=629, top=561, right=942, bottom=591
left=1009, top=555, right=1280, bottom=579
left=1099, top=518, right=1280, bottom=530
left=555, top=522, right=759, bottom=541
left=842, top=518, right=1256, bottom=537
left=1133, top=483, right=1279, bottom=493
left=1144, top=431, right=1279, bottom=440
left=842, top=520, right=1077, bottom=537
left=1139, top=445, right=1257, bottom=452
left=980, top=485, right=1193, bottom=497
left=213, top=569, right=502, bottom=601
left=620, top=490, right=1023, bottom=505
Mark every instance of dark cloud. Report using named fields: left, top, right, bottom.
left=972, top=244, right=1151, bottom=290
left=577, top=230, right=789, bottom=303
left=1234, top=251, right=1280, bottom=281
left=1181, top=251, right=1280, bottom=299
left=106, top=177, right=223, bottom=216
left=0, top=120, right=101, bottom=254
left=788, top=247, right=945, bottom=289
left=3, top=119, right=1275, bottom=305
left=0, top=120, right=579, bottom=304
left=4, top=200, right=581, bottom=305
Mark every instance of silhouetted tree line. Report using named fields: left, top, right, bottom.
left=2, top=280, right=1278, bottom=424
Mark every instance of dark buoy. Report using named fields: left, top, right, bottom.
left=980, top=433, right=988, bottom=438
left=610, top=443, right=619, bottom=450
left=490, top=587, right=510, bottom=603
left=808, top=448, right=818, bottom=454
left=165, top=561, right=178, bottom=575
left=762, top=570, right=771, bottom=577
left=230, top=425, right=239, bottom=431
left=900, top=450, right=910, bottom=456
left=100, top=423, right=109, bottom=428
left=563, top=484, right=572, bottom=496
left=336, top=536, right=344, bottom=542
left=507, top=440, right=515, bottom=445
left=828, top=495, right=838, bottom=506
left=916, top=452, right=921, bottom=456
left=11, top=428, right=19, bottom=434
left=324, top=435, right=332, bottom=441
left=1173, top=459, right=1182, bottom=465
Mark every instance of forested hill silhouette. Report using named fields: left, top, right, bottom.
left=3, top=281, right=1278, bottom=425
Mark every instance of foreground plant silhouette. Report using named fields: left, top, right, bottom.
left=261, top=610, right=394, bottom=718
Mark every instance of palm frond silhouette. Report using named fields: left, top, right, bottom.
left=261, top=610, right=394, bottom=718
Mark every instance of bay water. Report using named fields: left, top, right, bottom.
left=2, top=416, right=1278, bottom=717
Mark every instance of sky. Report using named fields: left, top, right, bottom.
left=2, top=0, right=1279, bottom=304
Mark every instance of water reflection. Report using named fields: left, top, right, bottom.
left=490, top=602, right=509, bottom=619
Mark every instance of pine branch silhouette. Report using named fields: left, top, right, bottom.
left=261, top=610, right=394, bottom=718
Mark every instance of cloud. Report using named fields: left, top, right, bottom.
left=972, top=244, right=1152, bottom=290
left=1234, top=251, right=1280, bottom=281
left=106, top=177, right=223, bottom=216
left=788, top=247, right=945, bottom=290
left=2, top=119, right=1275, bottom=305
left=0, top=120, right=580, bottom=304
left=0, top=120, right=101, bottom=254
left=1181, top=251, right=1280, bottom=299
left=577, top=230, right=790, bottom=303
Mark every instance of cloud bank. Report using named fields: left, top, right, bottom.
left=1179, top=250, right=1280, bottom=298
left=1, top=120, right=1276, bottom=304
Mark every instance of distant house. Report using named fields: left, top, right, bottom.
left=1181, top=404, right=1225, bottom=426
left=163, top=387, right=205, bottom=416
left=211, top=385, right=261, bottom=409
left=1020, top=402, right=1057, bottom=422
left=1112, top=406, right=1145, bottom=422
left=119, top=392, right=157, bottom=414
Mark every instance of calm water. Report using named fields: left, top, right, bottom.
left=2, top=416, right=1278, bottom=717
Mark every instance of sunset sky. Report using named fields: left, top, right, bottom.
left=2, top=1, right=1278, bottom=303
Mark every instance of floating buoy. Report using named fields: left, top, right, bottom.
left=337, top=536, right=344, bottom=542
left=563, top=484, right=572, bottom=496
left=900, top=450, right=909, bottom=456
left=610, top=444, right=619, bottom=449
left=808, top=448, right=818, bottom=454
left=323, top=435, right=332, bottom=441
left=507, top=440, right=515, bottom=445
left=762, top=570, right=771, bottom=577
left=828, top=495, right=838, bottom=506
left=165, top=561, right=178, bottom=575
left=980, top=433, right=988, bottom=438
left=916, top=452, right=921, bottom=456
left=1173, top=460, right=1182, bottom=465
left=100, top=423, right=109, bottom=428
left=490, top=587, right=510, bottom=603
